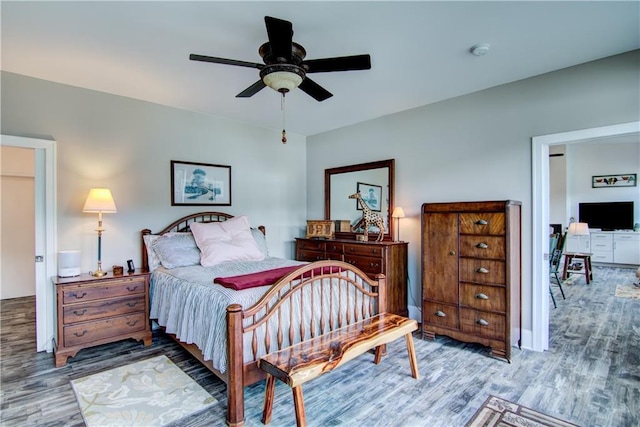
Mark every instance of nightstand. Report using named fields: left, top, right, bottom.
left=53, top=269, right=152, bottom=367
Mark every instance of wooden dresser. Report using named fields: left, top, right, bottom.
left=53, top=270, right=152, bottom=367
left=295, top=238, right=409, bottom=317
left=421, top=201, right=521, bottom=361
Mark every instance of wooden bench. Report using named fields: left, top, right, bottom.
left=257, top=312, right=419, bottom=427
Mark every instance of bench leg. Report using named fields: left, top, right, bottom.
left=262, top=374, right=276, bottom=425
left=292, top=386, right=307, bottom=427
left=374, top=345, right=383, bottom=364
left=405, top=333, right=419, bottom=379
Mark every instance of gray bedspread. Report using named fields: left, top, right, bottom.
left=149, top=257, right=304, bottom=373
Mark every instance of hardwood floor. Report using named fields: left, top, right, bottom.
left=1, top=266, right=638, bottom=426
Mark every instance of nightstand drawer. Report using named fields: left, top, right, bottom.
left=63, top=312, right=147, bottom=347
left=62, top=295, right=146, bottom=324
left=62, top=277, right=145, bottom=304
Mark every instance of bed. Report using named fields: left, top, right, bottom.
left=141, top=212, right=388, bottom=426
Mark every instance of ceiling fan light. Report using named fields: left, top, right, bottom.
left=260, top=64, right=305, bottom=93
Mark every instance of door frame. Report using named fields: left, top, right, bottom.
left=1, top=135, right=57, bottom=352
left=531, top=121, right=640, bottom=351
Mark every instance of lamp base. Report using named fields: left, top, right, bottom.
left=91, top=261, right=107, bottom=277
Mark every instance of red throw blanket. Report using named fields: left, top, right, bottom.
left=214, top=265, right=337, bottom=291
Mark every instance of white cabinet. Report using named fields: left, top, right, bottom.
left=590, top=233, right=613, bottom=263
left=613, top=233, right=640, bottom=265
left=564, top=234, right=590, bottom=253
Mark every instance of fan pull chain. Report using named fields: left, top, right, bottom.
left=281, top=92, right=287, bottom=144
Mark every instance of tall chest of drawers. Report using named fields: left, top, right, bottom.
left=53, top=270, right=152, bottom=367
left=295, top=238, right=408, bottom=317
left=421, top=201, right=521, bottom=361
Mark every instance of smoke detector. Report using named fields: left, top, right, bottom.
left=470, top=43, right=491, bottom=56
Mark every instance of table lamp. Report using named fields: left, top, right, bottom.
left=392, top=207, right=405, bottom=242
left=568, top=222, right=589, bottom=253
left=83, top=188, right=117, bottom=277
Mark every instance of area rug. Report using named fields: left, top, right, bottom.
left=615, top=284, right=640, bottom=299
left=70, top=355, right=217, bottom=427
left=465, top=395, right=578, bottom=427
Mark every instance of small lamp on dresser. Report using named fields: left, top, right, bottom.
left=392, top=206, right=405, bottom=242
left=83, top=188, right=117, bottom=277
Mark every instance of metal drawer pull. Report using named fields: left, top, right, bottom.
left=126, top=302, right=138, bottom=307
left=476, top=267, right=489, bottom=274
left=449, top=250, right=456, bottom=256
left=435, top=311, right=446, bottom=317
left=477, top=319, right=489, bottom=326
left=127, top=320, right=139, bottom=327
left=476, top=242, right=488, bottom=249
left=73, top=309, right=88, bottom=316
left=73, top=330, right=88, bottom=337
left=71, top=292, right=87, bottom=299
left=370, top=263, right=379, bottom=268
left=476, top=219, right=488, bottom=225
left=371, top=249, right=378, bottom=254
left=475, top=293, right=489, bottom=300
left=126, top=285, right=139, bottom=292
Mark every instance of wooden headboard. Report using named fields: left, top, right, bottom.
left=140, top=212, right=265, bottom=271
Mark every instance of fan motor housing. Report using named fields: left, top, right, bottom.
left=259, top=41, right=307, bottom=65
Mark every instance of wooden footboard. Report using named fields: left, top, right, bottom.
left=225, top=260, right=386, bottom=426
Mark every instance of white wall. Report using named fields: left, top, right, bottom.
left=566, top=141, right=640, bottom=223
left=307, top=50, right=640, bottom=344
left=1, top=71, right=308, bottom=273
left=549, top=145, right=567, bottom=230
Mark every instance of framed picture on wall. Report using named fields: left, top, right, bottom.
left=356, top=182, right=382, bottom=212
left=592, top=173, right=636, bottom=188
left=171, top=160, right=231, bottom=206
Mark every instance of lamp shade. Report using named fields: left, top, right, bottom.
left=392, top=207, right=406, bottom=219
left=83, top=188, right=117, bottom=213
left=568, top=222, right=589, bottom=236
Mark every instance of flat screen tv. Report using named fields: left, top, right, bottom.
left=578, top=201, right=634, bottom=231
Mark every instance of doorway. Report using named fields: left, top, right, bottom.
left=0, top=135, right=57, bottom=352
left=531, top=121, right=640, bottom=352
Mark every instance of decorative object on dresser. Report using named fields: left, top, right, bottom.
left=305, top=220, right=335, bottom=239
left=82, top=188, right=117, bottom=277
left=171, top=160, right=231, bottom=206
left=421, top=200, right=522, bottom=362
left=295, top=238, right=408, bottom=317
left=53, top=270, right=152, bottom=367
left=349, top=191, right=386, bottom=242
left=392, top=206, right=405, bottom=242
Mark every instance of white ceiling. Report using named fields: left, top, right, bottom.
left=2, top=1, right=638, bottom=136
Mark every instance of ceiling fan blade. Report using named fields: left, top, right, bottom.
left=299, top=78, right=333, bottom=102
left=236, top=80, right=267, bottom=98
left=303, top=54, right=371, bottom=73
left=264, top=16, right=293, bottom=62
left=190, top=54, right=263, bottom=69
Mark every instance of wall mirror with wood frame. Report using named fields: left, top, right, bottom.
left=324, top=159, right=395, bottom=241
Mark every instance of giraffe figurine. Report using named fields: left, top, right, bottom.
left=348, top=191, right=386, bottom=241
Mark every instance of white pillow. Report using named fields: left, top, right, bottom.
left=190, top=216, right=265, bottom=267
left=152, top=232, right=200, bottom=269
left=142, top=234, right=161, bottom=271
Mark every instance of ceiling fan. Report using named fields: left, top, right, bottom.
left=189, top=16, right=372, bottom=102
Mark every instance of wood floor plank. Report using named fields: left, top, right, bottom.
left=1, top=266, right=638, bottom=426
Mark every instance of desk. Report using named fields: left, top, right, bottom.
left=562, top=253, right=593, bottom=284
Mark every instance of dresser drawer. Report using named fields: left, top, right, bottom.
left=62, top=277, right=146, bottom=304
left=296, top=249, right=327, bottom=262
left=459, top=308, right=505, bottom=340
left=325, top=242, right=344, bottom=254
left=63, top=312, right=147, bottom=347
left=422, top=302, right=459, bottom=330
left=460, top=284, right=506, bottom=312
left=344, top=244, right=385, bottom=258
left=460, top=258, right=505, bottom=285
left=459, top=236, right=505, bottom=259
left=62, top=295, right=146, bottom=325
left=344, top=255, right=383, bottom=276
left=296, top=240, right=326, bottom=251
left=459, top=213, right=505, bottom=235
